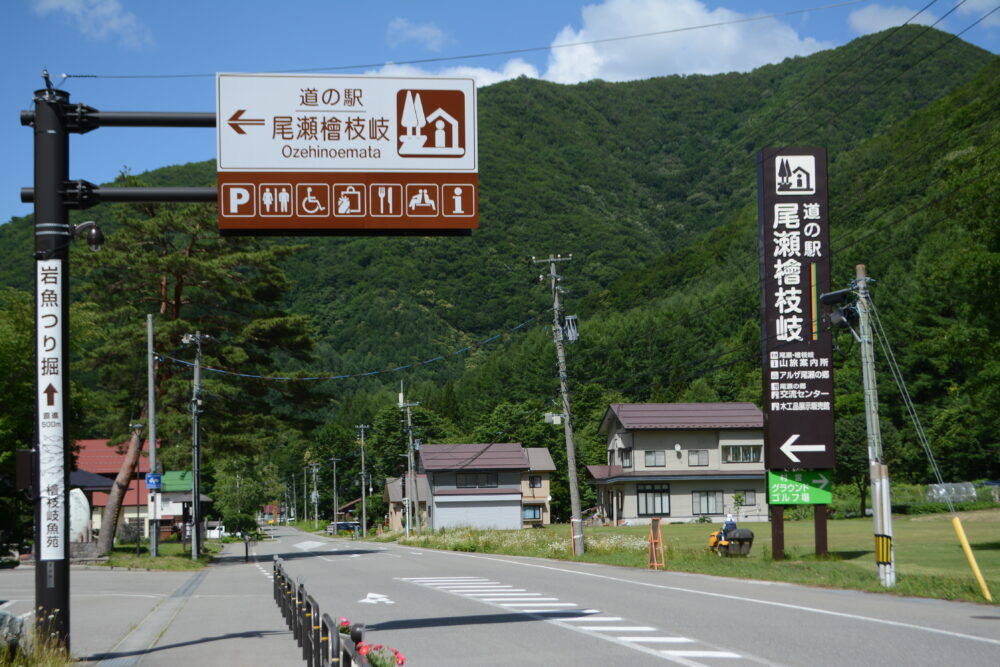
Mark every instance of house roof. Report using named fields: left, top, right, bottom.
left=383, top=475, right=431, bottom=503
left=599, top=403, right=763, bottom=434
left=76, top=438, right=150, bottom=474
left=419, top=443, right=529, bottom=471
left=586, top=464, right=764, bottom=483
left=70, top=468, right=114, bottom=491
left=526, top=448, right=556, bottom=472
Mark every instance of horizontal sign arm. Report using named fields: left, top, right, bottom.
left=22, top=183, right=217, bottom=208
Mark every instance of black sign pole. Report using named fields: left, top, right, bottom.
left=31, top=79, right=72, bottom=650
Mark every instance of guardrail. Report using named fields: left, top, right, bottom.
left=273, top=556, right=369, bottom=666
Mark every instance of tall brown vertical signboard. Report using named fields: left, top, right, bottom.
left=758, top=147, right=835, bottom=556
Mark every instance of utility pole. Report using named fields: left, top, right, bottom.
left=398, top=388, right=421, bottom=536
left=856, top=264, right=895, bottom=586
left=303, top=467, right=308, bottom=526
left=182, top=332, right=208, bottom=561
left=290, top=476, right=296, bottom=523
left=330, top=457, right=340, bottom=526
left=309, top=463, right=320, bottom=529
left=532, top=255, right=584, bottom=555
left=147, top=315, right=158, bottom=558
left=356, top=425, right=369, bottom=537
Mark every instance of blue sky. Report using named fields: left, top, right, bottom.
left=4, top=0, right=998, bottom=226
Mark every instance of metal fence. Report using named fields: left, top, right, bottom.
left=273, top=556, right=369, bottom=666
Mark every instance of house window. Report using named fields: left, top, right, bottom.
left=722, top=445, right=762, bottom=463
left=692, top=490, right=723, bottom=515
left=637, top=484, right=670, bottom=516
left=621, top=448, right=632, bottom=468
left=644, top=450, right=665, bottom=467
left=688, top=450, right=709, bottom=467
left=456, top=472, right=498, bottom=488
left=529, top=475, right=542, bottom=489
left=735, top=490, right=756, bottom=507
left=522, top=505, right=542, bottom=520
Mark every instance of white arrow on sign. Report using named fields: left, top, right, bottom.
left=359, top=592, right=395, bottom=604
left=780, top=434, right=826, bottom=463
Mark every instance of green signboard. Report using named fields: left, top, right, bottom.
left=768, top=470, right=832, bottom=505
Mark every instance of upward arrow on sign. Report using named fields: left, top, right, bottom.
left=780, top=434, right=826, bottom=463
left=43, top=383, right=58, bottom=406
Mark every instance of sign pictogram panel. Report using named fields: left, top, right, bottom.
left=216, top=73, right=478, bottom=234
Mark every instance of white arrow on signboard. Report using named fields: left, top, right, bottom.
left=814, top=472, right=830, bottom=490
left=780, top=434, right=826, bottom=463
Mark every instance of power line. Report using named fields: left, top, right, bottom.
left=157, top=313, right=540, bottom=382
left=61, top=1, right=868, bottom=80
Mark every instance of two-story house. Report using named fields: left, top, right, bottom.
left=586, top=403, right=767, bottom=524
left=419, top=442, right=556, bottom=530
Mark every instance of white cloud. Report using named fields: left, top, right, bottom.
left=543, top=0, right=832, bottom=83
left=387, top=17, right=446, bottom=52
left=32, top=0, right=152, bottom=49
left=847, top=4, right=937, bottom=36
left=955, top=0, right=1000, bottom=28
left=370, top=58, right=540, bottom=88
left=380, top=0, right=835, bottom=87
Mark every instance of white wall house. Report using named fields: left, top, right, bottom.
left=587, top=403, right=767, bottom=525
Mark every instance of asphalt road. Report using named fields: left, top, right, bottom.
left=261, top=527, right=1000, bottom=666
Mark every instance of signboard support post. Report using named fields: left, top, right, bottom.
left=814, top=505, right=828, bottom=556
left=31, top=73, right=71, bottom=651
left=771, top=506, right=785, bottom=561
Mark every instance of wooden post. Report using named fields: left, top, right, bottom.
left=772, top=505, right=785, bottom=560
left=815, top=504, right=828, bottom=556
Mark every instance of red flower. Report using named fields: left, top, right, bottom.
left=357, top=643, right=370, bottom=656
left=395, top=653, right=406, bottom=665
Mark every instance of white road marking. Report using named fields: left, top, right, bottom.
left=582, top=626, right=658, bottom=632
left=441, top=551, right=1000, bottom=648
left=562, top=616, right=623, bottom=622
left=499, top=602, right=577, bottom=608
left=662, top=650, right=741, bottom=659
left=293, top=540, right=326, bottom=551
left=621, top=638, right=695, bottom=644
left=358, top=592, right=395, bottom=604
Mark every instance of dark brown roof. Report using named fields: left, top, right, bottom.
left=419, top=443, right=529, bottom=471
left=434, top=487, right=523, bottom=496
left=586, top=465, right=764, bottom=482
left=600, top=403, right=763, bottom=433
left=382, top=475, right=430, bottom=503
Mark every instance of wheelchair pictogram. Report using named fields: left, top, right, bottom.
left=295, top=184, right=330, bottom=217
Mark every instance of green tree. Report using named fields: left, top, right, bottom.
left=74, top=183, right=317, bottom=553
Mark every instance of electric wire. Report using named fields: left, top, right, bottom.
left=60, top=1, right=868, bottom=80
left=157, top=314, right=540, bottom=382
left=868, top=296, right=955, bottom=512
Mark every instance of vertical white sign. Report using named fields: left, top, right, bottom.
left=37, top=260, right=65, bottom=560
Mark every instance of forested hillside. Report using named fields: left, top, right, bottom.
left=1, top=26, right=997, bottom=536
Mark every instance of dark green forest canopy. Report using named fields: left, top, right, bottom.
left=2, top=26, right=998, bottom=527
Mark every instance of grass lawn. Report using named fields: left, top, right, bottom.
left=102, top=539, right=222, bottom=570
left=390, top=509, right=1000, bottom=605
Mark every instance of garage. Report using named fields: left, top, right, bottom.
left=432, top=493, right=522, bottom=530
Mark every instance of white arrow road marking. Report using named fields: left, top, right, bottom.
left=359, top=592, right=395, bottom=604
left=779, top=434, right=826, bottom=463
left=293, top=540, right=326, bottom=551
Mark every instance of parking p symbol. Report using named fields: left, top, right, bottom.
left=222, top=184, right=255, bottom=217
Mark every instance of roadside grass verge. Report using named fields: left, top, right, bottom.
left=100, top=539, right=221, bottom=570
left=393, top=510, right=1000, bottom=604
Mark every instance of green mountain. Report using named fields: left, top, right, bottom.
left=2, top=26, right=997, bottom=493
